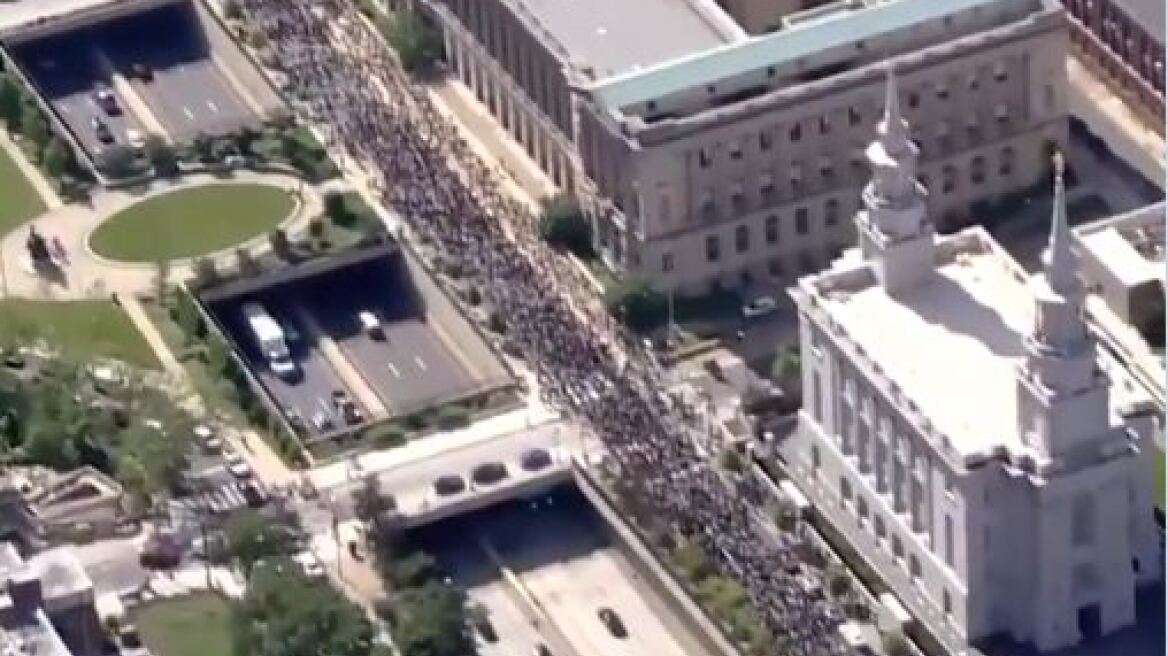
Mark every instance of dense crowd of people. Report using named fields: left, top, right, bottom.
left=238, top=0, right=851, bottom=652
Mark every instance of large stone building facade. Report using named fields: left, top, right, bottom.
left=426, top=0, right=1070, bottom=295
left=779, top=70, right=1162, bottom=653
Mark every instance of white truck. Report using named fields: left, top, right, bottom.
left=242, top=302, right=298, bottom=380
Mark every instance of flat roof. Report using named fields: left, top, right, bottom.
left=1075, top=201, right=1165, bottom=287
left=585, top=0, right=1038, bottom=110
left=512, top=0, right=732, bottom=81
left=1078, top=227, right=1161, bottom=287
left=822, top=241, right=1035, bottom=456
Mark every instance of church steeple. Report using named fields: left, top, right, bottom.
left=855, top=63, right=934, bottom=293
left=1016, top=152, right=1109, bottom=460
left=1044, top=152, right=1081, bottom=300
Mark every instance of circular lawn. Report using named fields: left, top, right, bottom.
left=89, top=183, right=296, bottom=262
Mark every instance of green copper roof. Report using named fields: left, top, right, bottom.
left=586, top=0, right=1025, bottom=110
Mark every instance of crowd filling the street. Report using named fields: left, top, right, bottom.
left=236, top=0, right=852, bottom=653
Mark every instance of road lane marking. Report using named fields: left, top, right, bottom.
left=387, top=362, right=400, bottom=378
left=182, top=106, right=195, bottom=120
left=206, top=100, right=219, bottom=113
left=414, top=356, right=427, bottom=372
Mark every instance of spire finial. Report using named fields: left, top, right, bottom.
left=1045, top=149, right=1078, bottom=296
left=878, top=63, right=910, bottom=151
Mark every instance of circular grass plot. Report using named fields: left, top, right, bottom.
left=89, top=183, right=296, bottom=262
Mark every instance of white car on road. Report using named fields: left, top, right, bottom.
left=742, top=295, right=779, bottom=319
left=224, top=452, right=252, bottom=479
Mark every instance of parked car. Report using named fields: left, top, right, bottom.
left=125, top=128, right=146, bottom=151
left=311, top=410, right=334, bottom=432
left=742, top=295, right=778, bottom=319
left=471, top=462, right=508, bottom=486
left=194, top=424, right=223, bottom=453
left=520, top=448, right=552, bottom=471
left=433, top=474, right=466, bottom=496
left=331, top=390, right=363, bottom=425
left=597, top=607, right=627, bottom=638
left=238, top=480, right=268, bottom=508
left=293, top=551, right=325, bottom=578
left=225, top=452, right=252, bottom=479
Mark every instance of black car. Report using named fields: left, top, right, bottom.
left=434, top=474, right=466, bottom=496
left=92, top=117, right=114, bottom=144
left=131, top=63, right=153, bottom=82
left=238, top=481, right=268, bottom=508
left=471, top=462, right=508, bottom=486
left=520, top=448, right=552, bottom=471
left=597, top=607, right=627, bottom=638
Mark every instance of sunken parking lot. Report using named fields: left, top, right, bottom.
left=198, top=242, right=513, bottom=440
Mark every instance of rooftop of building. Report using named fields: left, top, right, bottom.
left=1112, top=0, right=1165, bottom=47
left=1074, top=201, right=1166, bottom=288
left=802, top=226, right=1153, bottom=461
left=508, top=0, right=739, bottom=82
left=584, top=0, right=1056, bottom=111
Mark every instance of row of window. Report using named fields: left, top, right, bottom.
left=691, top=199, right=845, bottom=265
left=692, top=63, right=1012, bottom=172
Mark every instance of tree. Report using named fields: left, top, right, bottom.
left=604, top=278, right=667, bottom=332
left=144, top=135, right=178, bottom=176
left=391, top=581, right=473, bottom=656
left=192, top=132, right=215, bottom=164
left=234, top=562, right=383, bottom=656
left=537, top=194, right=592, bottom=257
left=386, top=10, right=445, bottom=75
left=223, top=509, right=297, bottom=577
left=268, top=229, right=293, bottom=260
left=324, top=191, right=351, bottom=225
left=719, top=447, right=745, bottom=473
left=773, top=495, right=800, bottom=533
left=222, top=0, right=244, bottom=21
left=0, top=76, right=23, bottom=132
left=827, top=563, right=851, bottom=597
left=352, top=474, right=395, bottom=524
left=41, top=137, right=70, bottom=182
left=20, top=109, right=49, bottom=159
left=672, top=540, right=714, bottom=582
left=98, top=144, right=138, bottom=178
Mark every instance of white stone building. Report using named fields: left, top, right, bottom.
left=780, top=68, right=1162, bottom=653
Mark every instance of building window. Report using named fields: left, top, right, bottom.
left=847, top=106, right=862, bottom=126
left=907, top=91, right=920, bottom=109
left=909, top=555, right=921, bottom=580
left=892, top=536, right=904, bottom=561
left=698, top=148, right=712, bottom=168
left=941, top=165, right=957, bottom=193
left=759, top=131, right=773, bottom=151
left=789, top=122, right=802, bottom=142
left=970, top=156, right=986, bottom=185
left=819, top=115, right=831, bottom=134
left=824, top=199, right=840, bottom=227
left=735, top=225, right=749, bottom=253
left=999, top=147, right=1015, bottom=176
left=944, top=514, right=955, bottom=567
left=935, top=82, right=949, bottom=100
left=993, top=60, right=1008, bottom=82
left=812, top=444, right=821, bottom=470
left=765, top=215, right=779, bottom=244
left=662, top=252, right=674, bottom=272
left=701, top=192, right=717, bottom=222
left=857, top=496, right=869, bottom=522
left=874, top=514, right=886, bottom=539
left=705, top=235, right=720, bottom=262
left=943, top=589, right=953, bottom=616
left=729, top=141, right=743, bottom=161
left=795, top=208, right=809, bottom=235
left=1072, top=492, right=1095, bottom=546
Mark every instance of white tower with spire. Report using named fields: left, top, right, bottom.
left=1015, top=152, right=1112, bottom=460
left=855, top=65, right=934, bottom=294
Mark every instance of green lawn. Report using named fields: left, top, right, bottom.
left=134, top=593, right=233, bottom=656
left=0, top=299, right=158, bottom=369
left=89, top=183, right=296, bottom=262
left=0, top=143, right=46, bottom=237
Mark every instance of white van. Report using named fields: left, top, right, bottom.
left=358, top=311, right=384, bottom=340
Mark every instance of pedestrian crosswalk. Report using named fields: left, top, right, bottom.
left=172, top=483, right=251, bottom=515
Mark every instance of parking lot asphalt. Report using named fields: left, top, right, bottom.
left=13, top=37, right=145, bottom=155
left=299, top=255, right=481, bottom=415
left=210, top=295, right=358, bottom=437
left=94, top=3, right=257, bottom=140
